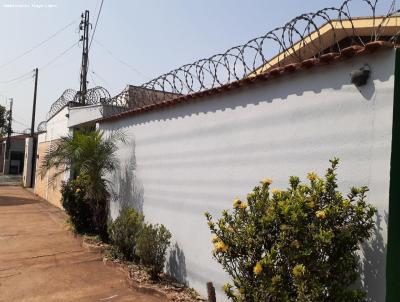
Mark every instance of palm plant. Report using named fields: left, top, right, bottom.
left=41, top=129, right=125, bottom=237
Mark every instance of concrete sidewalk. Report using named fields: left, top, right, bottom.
left=0, top=186, right=166, bottom=302
left=0, top=174, right=22, bottom=186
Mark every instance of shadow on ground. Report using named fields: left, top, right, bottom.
left=0, top=196, right=37, bottom=206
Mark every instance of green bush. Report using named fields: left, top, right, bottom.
left=205, top=158, right=376, bottom=302
left=108, top=207, right=144, bottom=261
left=61, top=175, right=96, bottom=234
left=136, top=223, right=172, bottom=279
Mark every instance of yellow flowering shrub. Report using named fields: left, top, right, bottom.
left=205, top=158, right=376, bottom=302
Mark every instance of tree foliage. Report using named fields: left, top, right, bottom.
left=61, top=175, right=96, bottom=234
left=205, top=159, right=376, bottom=302
left=0, top=105, right=7, bottom=138
left=41, top=129, right=125, bottom=237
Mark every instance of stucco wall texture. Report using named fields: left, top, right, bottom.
left=34, top=140, right=64, bottom=208
left=99, top=49, right=395, bottom=301
left=34, top=107, right=70, bottom=208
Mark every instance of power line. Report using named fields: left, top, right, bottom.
left=13, top=112, right=28, bottom=123
left=0, top=19, right=77, bottom=71
left=0, top=70, right=33, bottom=85
left=0, top=41, right=78, bottom=87
left=89, top=70, right=99, bottom=87
left=12, top=118, right=30, bottom=128
left=89, top=0, right=105, bottom=50
left=94, top=39, right=150, bottom=80
left=40, top=41, right=79, bottom=71
left=90, top=68, right=111, bottom=87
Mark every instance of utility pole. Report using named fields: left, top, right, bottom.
left=29, top=68, right=38, bottom=187
left=30, top=68, right=38, bottom=137
left=5, top=98, right=12, bottom=174
left=79, top=10, right=90, bottom=105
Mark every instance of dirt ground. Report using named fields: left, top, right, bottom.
left=0, top=185, right=167, bottom=302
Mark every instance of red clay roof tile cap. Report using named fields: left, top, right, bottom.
left=242, top=77, right=254, bottom=84
left=301, top=58, right=319, bottom=69
left=319, top=52, right=340, bottom=63
left=341, top=45, right=364, bottom=57
left=226, top=82, right=236, bottom=89
left=269, top=67, right=283, bottom=76
left=284, top=63, right=299, bottom=72
left=221, top=84, right=231, bottom=91
left=365, top=40, right=394, bottom=52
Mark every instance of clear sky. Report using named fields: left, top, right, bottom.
left=0, top=0, right=396, bottom=132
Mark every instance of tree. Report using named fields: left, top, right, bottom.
left=0, top=105, right=7, bottom=138
left=205, top=159, right=376, bottom=302
left=40, top=129, right=125, bottom=237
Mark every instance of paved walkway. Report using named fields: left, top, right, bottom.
left=0, top=186, right=166, bottom=302
left=0, top=174, right=22, bottom=186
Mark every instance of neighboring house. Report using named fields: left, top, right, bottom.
left=34, top=86, right=173, bottom=207
left=97, top=43, right=399, bottom=302
left=0, top=134, right=29, bottom=175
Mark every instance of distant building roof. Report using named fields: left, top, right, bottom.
left=108, top=85, right=180, bottom=110
left=252, top=16, right=400, bottom=75
left=0, top=134, right=30, bottom=142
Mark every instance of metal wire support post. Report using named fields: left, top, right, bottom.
left=30, top=68, right=38, bottom=137
left=79, top=10, right=90, bottom=105
left=5, top=98, right=13, bottom=173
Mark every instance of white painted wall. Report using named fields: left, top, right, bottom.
left=69, top=104, right=127, bottom=128
left=22, top=137, right=33, bottom=187
left=44, top=106, right=70, bottom=142
left=35, top=107, right=71, bottom=198
left=99, top=49, right=395, bottom=302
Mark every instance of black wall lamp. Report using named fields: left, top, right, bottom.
left=350, top=64, right=371, bottom=87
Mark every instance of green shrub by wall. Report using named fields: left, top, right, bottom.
left=108, top=207, right=144, bottom=261
left=61, top=175, right=96, bottom=234
left=136, top=223, right=172, bottom=279
left=205, top=159, right=376, bottom=302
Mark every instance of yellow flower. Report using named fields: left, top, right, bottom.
left=260, top=178, right=273, bottom=185
left=214, top=241, right=228, bottom=253
left=75, top=188, right=81, bottom=193
left=239, top=202, right=248, bottom=210
left=253, top=262, right=263, bottom=275
left=342, top=200, right=350, bottom=208
left=271, top=188, right=281, bottom=195
left=211, top=234, right=219, bottom=243
left=222, top=283, right=230, bottom=292
left=233, top=198, right=242, bottom=209
left=316, top=210, right=327, bottom=219
left=292, top=264, right=306, bottom=277
left=307, top=172, right=318, bottom=181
